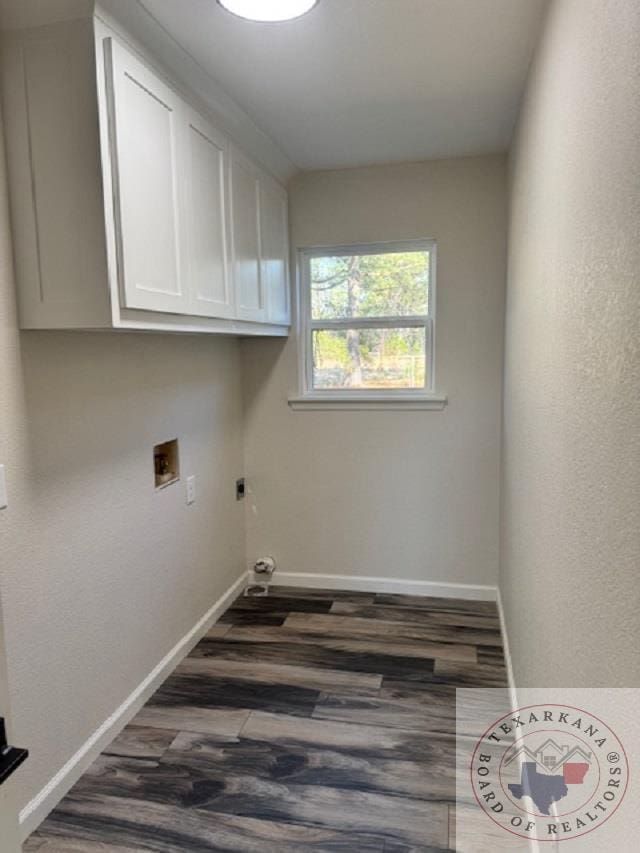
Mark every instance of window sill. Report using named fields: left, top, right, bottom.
left=287, top=393, right=448, bottom=411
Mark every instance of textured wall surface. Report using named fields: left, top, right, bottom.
left=502, top=0, right=640, bottom=686
left=243, top=156, right=507, bottom=588
left=0, top=105, right=246, bottom=812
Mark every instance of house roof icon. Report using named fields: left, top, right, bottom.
left=535, top=738, right=568, bottom=759
left=561, top=746, right=592, bottom=765
left=504, top=740, right=593, bottom=774
left=504, top=745, right=540, bottom=768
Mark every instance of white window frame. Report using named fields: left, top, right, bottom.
left=289, top=239, right=447, bottom=410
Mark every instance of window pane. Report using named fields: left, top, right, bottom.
left=310, top=250, right=429, bottom=320
left=312, top=327, right=427, bottom=390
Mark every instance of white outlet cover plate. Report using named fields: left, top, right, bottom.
left=186, top=475, right=196, bottom=505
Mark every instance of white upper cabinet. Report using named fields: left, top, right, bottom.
left=2, top=18, right=290, bottom=335
left=183, top=108, right=233, bottom=319
left=229, top=147, right=264, bottom=323
left=105, top=38, right=188, bottom=315
left=260, top=177, right=290, bottom=325
left=229, top=147, right=292, bottom=326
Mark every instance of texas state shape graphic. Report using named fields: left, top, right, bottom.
left=508, top=763, right=570, bottom=816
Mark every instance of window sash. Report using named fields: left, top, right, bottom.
left=299, top=240, right=437, bottom=398
left=310, top=315, right=429, bottom=331
left=309, top=320, right=432, bottom=394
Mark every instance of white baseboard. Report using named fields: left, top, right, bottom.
left=496, top=585, right=518, bottom=710
left=270, top=571, right=498, bottom=601
left=496, top=588, right=545, bottom=853
left=19, top=570, right=248, bottom=841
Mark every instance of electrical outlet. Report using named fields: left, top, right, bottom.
left=186, top=475, right=196, bottom=505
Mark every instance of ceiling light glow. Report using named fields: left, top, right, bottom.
left=218, top=0, right=318, bottom=23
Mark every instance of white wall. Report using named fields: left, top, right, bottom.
left=0, top=102, right=247, bottom=819
left=243, top=156, right=507, bottom=590
left=502, top=0, right=640, bottom=685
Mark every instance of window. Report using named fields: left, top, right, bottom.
left=290, top=240, right=445, bottom=409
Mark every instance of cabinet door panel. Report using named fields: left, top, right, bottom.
left=105, top=38, right=187, bottom=314
left=230, top=149, right=264, bottom=322
left=260, top=180, right=290, bottom=325
left=185, top=111, right=232, bottom=318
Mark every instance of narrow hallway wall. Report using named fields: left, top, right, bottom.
left=0, top=102, right=247, bottom=826
left=502, top=0, right=640, bottom=685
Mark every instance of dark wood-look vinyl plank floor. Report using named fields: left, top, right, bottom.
left=26, top=585, right=508, bottom=852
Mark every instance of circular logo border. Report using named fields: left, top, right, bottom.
left=469, top=703, right=630, bottom=844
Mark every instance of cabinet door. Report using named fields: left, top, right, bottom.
left=105, top=38, right=188, bottom=314
left=229, top=147, right=265, bottom=322
left=184, top=109, right=233, bottom=318
left=260, top=177, right=290, bottom=325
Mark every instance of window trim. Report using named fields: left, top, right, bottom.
left=289, top=239, right=447, bottom=410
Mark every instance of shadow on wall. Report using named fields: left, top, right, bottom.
left=241, top=336, right=290, bottom=420
left=19, top=330, right=238, bottom=486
